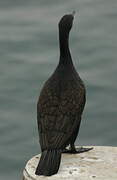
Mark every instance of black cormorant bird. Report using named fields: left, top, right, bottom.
left=35, top=12, right=93, bottom=176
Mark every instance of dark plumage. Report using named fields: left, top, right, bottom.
left=35, top=12, right=92, bottom=176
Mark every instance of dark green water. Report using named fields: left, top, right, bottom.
left=0, top=0, right=117, bottom=179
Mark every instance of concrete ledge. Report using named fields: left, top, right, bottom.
left=23, top=146, right=117, bottom=180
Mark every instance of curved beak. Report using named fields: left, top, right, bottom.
left=72, top=11, right=76, bottom=17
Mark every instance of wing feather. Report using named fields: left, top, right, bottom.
left=37, top=80, right=86, bottom=150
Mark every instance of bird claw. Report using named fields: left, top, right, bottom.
left=62, top=147, right=93, bottom=154
left=75, top=147, right=93, bottom=153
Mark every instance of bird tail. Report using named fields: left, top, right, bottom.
left=35, top=149, right=61, bottom=176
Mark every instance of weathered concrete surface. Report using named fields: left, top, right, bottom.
left=23, top=146, right=117, bottom=180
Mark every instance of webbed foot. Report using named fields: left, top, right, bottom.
left=62, top=146, right=93, bottom=154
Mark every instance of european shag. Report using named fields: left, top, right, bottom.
left=35, top=12, right=93, bottom=176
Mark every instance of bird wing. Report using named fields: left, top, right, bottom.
left=37, top=77, right=86, bottom=151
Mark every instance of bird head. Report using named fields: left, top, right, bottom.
left=58, top=11, right=75, bottom=33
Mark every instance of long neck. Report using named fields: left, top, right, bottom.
left=59, top=28, right=73, bottom=65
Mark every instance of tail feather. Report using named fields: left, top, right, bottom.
left=35, top=149, right=61, bottom=176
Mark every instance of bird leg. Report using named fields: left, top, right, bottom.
left=62, top=144, right=93, bottom=154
